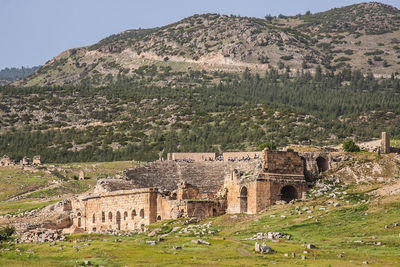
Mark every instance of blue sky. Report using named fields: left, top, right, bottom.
left=1, top=0, right=399, bottom=69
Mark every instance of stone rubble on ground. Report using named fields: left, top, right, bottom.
left=16, top=228, right=67, bottom=243
left=243, top=232, right=290, bottom=241
left=254, top=242, right=273, bottom=254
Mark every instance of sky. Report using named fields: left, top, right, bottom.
left=1, top=0, right=399, bottom=70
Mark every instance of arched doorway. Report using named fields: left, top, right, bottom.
left=280, top=185, right=298, bottom=203
left=157, top=215, right=161, bottom=221
left=77, top=212, right=82, bottom=227
left=139, top=209, right=144, bottom=219
left=240, top=187, right=248, bottom=213
left=212, top=208, right=217, bottom=216
left=316, top=156, right=329, bottom=173
left=116, top=211, right=121, bottom=230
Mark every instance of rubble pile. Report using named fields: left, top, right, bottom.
left=16, top=229, right=66, bottom=243
left=178, top=222, right=217, bottom=236
left=307, top=177, right=348, bottom=198
left=243, top=232, right=290, bottom=241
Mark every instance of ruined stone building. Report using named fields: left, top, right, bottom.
left=68, top=149, right=333, bottom=233
left=0, top=155, right=12, bottom=166
left=32, top=155, right=41, bottom=165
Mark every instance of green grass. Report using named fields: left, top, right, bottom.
left=0, top=184, right=399, bottom=266
left=1, top=159, right=400, bottom=266
left=0, top=167, right=54, bottom=201
left=0, top=199, right=60, bottom=215
left=390, top=139, right=400, bottom=148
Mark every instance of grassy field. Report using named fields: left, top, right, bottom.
left=0, top=161, right=138, bottom=215
left=0, top=180, right=399, bottom=266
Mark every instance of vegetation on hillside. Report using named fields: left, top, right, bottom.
left=13, top=2, right=400, bottom=87
left=0, top=66, right=40, bottom=84
left=1, top=68, right=400, bottom=163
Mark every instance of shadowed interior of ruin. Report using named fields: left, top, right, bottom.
left=280, top=185, right=298, bottom=203
left=240, top=187, right=248, bottom=213
left=316, top=156, right=329, bottom=173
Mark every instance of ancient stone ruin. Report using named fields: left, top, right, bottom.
left=0, top=155, right=41, bottom=168
left=0, top=155, right=13, bottom=166
left=65, top=149, right=334, bottom=233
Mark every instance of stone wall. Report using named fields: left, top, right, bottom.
left=225, top=150, right=307, bottom=214
left=167, top=153, right=216, bottom=161
left=222, top=151, right=262, bottom=160
left=0, top=155, right=12, bottom=166
left=71, top=188, right=158, bottom=232
left=298, top=152, right=332, bottom=182
left=264, top=150, right=304, bottom=175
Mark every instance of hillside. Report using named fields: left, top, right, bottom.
left=0, top=66, right=40, bottom=85
left=0, top=153, right=400, bottom=266
left=13, top=2, right=400, bottom=87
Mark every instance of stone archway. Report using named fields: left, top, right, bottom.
left=116, top=211, right=121, bottom=230
left=77, top=212, right=82, bottom=227
left=316, top=156, right=329, bottom=173
left=280, top=185, right=298, bottom=203
left=240, top=187, right=248, bottom=213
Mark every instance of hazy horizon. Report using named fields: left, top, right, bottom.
left=1, top=0, right=399, bottom=69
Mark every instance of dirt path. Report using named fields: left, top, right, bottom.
left=237, top=244, right=254, bottom=257
left=4, top=181, right=62, bottom=202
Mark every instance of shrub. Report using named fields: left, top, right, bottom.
left=281, top=55, right=294, bottom=61
left=258, top=142, right=277, bottom=151
left=0, top=226, right=15, bottom=241
left=343, top=140, right=360, bottom=152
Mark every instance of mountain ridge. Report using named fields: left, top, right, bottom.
left=13, top=2, right=400, bottom=87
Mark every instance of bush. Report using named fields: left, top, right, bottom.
left=0, top=226, right=15, bottom=241
left=258, top=142, right=277, bottom=151
left=343, top=140, right=360, bottom=152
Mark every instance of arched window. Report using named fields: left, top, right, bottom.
left=124, top=211, right=128, bottom=220
left=77, top=212, right=82, bottom=227
left=131, top=209, right=136, bottom=220
left=108, top=211, right=113, bottom=222
left=116, top=211, right=121, bottom=230
left=156, top=215, right=161, bottom=221
left=240, top=187, right=248, bottom=213
left=139, top=209, right=144, bottom=219
left=92, top=213, right=96, bottom=223
left=102, top=212, right=105, bottom=223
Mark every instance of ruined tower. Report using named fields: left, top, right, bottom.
left=381, top=132, right=390, bottom=154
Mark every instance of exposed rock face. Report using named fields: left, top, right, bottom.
left=16, top=3, right=400, bottom=87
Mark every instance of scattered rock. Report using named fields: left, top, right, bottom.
left=307, top=244, right=316, bottom=249
left=255, top=242, right=273, bottom=254
left=148, top=228, right=162, bottom=237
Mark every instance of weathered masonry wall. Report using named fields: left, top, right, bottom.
left=167, top=153, right=216, bottom=161
left=222, top=151, right=262, bottom=160
left=264, top=150, right=304, bottom=174
left=225, top=150, right=307, bottom=214
left=72, top=189, right=158, bottom=232
left=381, top=132, right=391, bottom=154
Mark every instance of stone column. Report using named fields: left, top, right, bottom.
left=381, top=132, right=390, bottom=154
